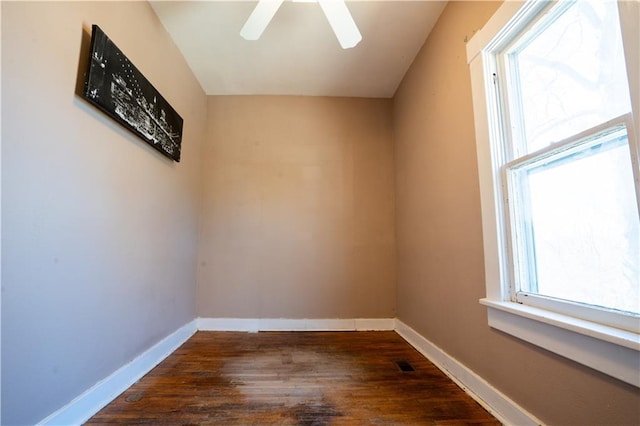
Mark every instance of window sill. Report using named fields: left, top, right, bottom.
left=480, top=299, right=640, bottom=387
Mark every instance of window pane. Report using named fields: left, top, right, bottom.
left=511, top=128, right=640, bottom=314
left=513, top=0, right=631, bottom=154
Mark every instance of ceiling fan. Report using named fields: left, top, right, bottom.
left=240, top=0, right=362, bottom=49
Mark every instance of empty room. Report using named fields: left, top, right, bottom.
left=1, top=0, right=639, bottom=425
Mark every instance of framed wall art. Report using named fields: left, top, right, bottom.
left=83, top=25, right=183, bottom=162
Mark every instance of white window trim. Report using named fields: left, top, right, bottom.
left=468, top=0, right=640, bottom=388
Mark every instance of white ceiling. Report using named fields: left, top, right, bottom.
left=150, top=1, right=447, bottom=98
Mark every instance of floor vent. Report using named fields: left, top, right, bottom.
left=395, top=360, right=415, bottom=372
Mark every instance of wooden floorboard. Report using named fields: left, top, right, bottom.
left=86, top=331, right=500, bottom=425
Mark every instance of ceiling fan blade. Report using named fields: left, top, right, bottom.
left=240, top=0, right=285, bottom=41
left=318, top=0, right=362, bottom=49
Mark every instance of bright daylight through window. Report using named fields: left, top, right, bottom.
left=501, top=0, right=639, bottom=321
left=468, top=0, right=639, bottom=386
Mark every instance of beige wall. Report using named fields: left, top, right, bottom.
left=394, top=2, right=640, bottom=425
left=198, top=96, right=396, bottom=319
left=1, top=2, right=206, bottom=424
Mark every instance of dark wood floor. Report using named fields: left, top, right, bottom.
left=87, top=331, right=500, bottom=425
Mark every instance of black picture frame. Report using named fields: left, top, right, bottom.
left=83, top=25, right=183, bottom=162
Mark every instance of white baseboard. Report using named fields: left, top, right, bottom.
left=197, top=317, right=261, bottom=332
left=36, top=318, right=537, bottom=426
left=394, top=320, right=542, bottom=426
left=197, top=317, right=395, bottom=332
left=37, top=320, right=197, bottom=426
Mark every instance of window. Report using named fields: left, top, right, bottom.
left=468, top=0, right=639, bottom=387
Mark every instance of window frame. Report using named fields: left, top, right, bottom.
left=467, top=0, right=640, bottom=387
left=504, top=114, right=639, bottom=332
